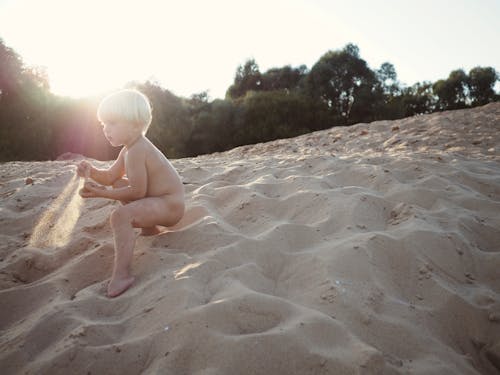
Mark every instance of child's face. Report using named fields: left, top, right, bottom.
left=102, top=121, right=139, bottom=147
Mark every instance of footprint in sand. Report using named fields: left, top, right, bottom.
left=388, top=202, right=414, bottom=225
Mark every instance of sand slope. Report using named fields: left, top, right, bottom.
left=1, top=103, right=499, bottom=374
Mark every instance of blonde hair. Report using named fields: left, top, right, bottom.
left=97, top=89, right=152, bottom=134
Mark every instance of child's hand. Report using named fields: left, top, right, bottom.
left=79, top=181, right=105, bottom=198
left=76, top=160, right=92, bottom=178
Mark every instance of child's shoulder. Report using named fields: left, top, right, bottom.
left=124, top=138, right=148, bottom=157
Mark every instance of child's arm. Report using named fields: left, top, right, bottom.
left=85, top=149, right=147, bottom=202
left=89, top=148, right=126, bottom=186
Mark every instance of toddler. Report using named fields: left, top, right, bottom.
left=77, top=89, right=185, bottom=297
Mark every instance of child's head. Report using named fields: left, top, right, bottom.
left=97, top=89, right=152, bottom=134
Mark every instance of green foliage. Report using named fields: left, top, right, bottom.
left=131, top=81, right=193, bottom=158
left=376, top=62, right=400, bottom=96
left=187, top=98, right=239, bottom=155
left=226, top=59, right=262, bottom=99
left=260, top=65, right=308, bottom=92
left=433, top=69, right=469, bottom=110
left=1, top=39, right=499, bottom=162
left=400, top=82, right=437, bottom=116
left=226, top=60, right=308, bottom=99
left=304, top=44, right=380, bottom=124
left=0, top=40, right=23, bottom=96
left=234, top=90, right=331, bottom=145
left=0, top=39, right=54, bottom=160
left=432, top=67, right=499, bottom=110
left=468, top=66, right=498, bottom=106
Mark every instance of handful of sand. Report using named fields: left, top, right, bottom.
left=78, top=166, right=103, bottom=197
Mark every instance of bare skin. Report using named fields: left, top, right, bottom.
left=77, top=121, right=184, bottom=298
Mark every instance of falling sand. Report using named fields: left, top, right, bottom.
left=29, top=174, right=83, bottom=248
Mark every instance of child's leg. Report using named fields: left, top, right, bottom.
left=108, top=207, right=136, bottom=297
left=139, top=226, right=161, bottom=236
left=107, top=196, right=184, bottom=297
left=113, top=177, right=161, bottom=236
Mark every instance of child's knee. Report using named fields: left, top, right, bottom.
left=110, top=206, right=131, bottom=226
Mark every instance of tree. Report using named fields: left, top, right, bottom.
left=468, top=66, right=498, bottom=106
left=0, top=39, right=55, bottom=160
left=230, top=90, right=331, bottom=146
left=226, top=59, right=262, bottom=99
left=187, top=99, right=239, bottom=155
left=433, top=69, right=469, bottom=110
left=304, top=43, right=379, bottom=124
left=133, top=81, right=193, bottom=158
left=260, top=65, right=308, bottom=92
left=376, top=62, right=400, bottom=96
left=401, top=82, right=436, bottom=116
left=3, top=37, right=499, bottom=162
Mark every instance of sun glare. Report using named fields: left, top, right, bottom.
left=1, top=0, right=499, bottom=99
left=0, top=0, right=348, bottom=99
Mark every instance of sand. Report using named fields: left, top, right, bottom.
left=1, top=102, right=499, bottom=374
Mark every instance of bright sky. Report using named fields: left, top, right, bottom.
left=0, top=0, right=498, bottom=99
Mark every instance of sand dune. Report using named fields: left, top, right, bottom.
left=1, top=103, right=499, bottom=374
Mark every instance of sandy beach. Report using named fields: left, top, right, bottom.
left=1, top=102, right=499, bottom=374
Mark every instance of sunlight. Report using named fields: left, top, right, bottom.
left=29, top=174, right=83, bottom=248
left=174, top=262, right=202, bottom=280
left=0, top=0, right=348, bottom=99
left=1, top=0, right=498, bottom=99
left=42, top=0, right=153, bottom=98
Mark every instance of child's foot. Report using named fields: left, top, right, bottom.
left=140, top=226, right=161, bottom=236
left=107, top=276, right=135, bottom=298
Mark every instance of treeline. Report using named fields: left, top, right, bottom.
left=1, top=40, right=498, bottom=161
